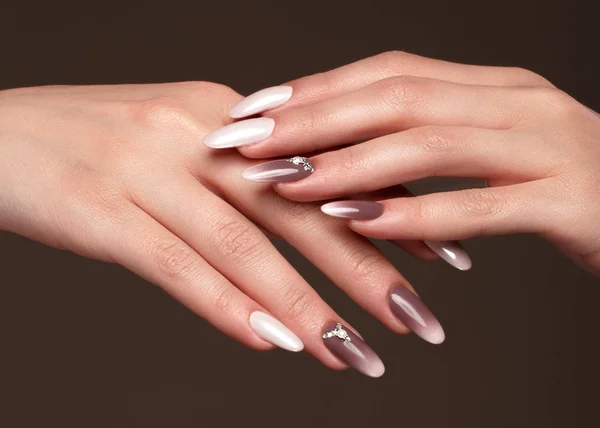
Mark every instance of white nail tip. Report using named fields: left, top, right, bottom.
left=426, top=329, right=446, bottom=345
left=425, top=241, right=472, bottom=271
left=203, top=117, right=275, bottom=149
left=229, top=86, right=293, bottom=119
left=249, top=311, right=304, bottom=352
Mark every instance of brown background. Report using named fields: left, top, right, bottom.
left=0, top=1, right=598, bottom=427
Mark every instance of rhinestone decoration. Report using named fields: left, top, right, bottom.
left=322, top=323, right=352, bottom=342
left=287, top=156, right=314, bottom=173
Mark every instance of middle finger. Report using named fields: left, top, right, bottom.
left=206, top=77, right=532, bottom=157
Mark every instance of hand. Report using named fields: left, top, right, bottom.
left=0, top=82, right=445, bottom=378
left=207, top=51, right=600, bottom=275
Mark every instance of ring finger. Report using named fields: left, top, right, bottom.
left=271, top=127, right=551, bottom=202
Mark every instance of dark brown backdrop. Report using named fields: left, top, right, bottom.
left=1, top=1, right=597, bottom=427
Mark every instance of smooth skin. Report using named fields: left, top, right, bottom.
left=0, top=82, right=435, bottom=372
left=235, top=51, right=600, bottom=275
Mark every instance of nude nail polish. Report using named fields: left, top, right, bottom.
left=249, top=311, right=304, bottom=352
left=320, top=201, right=384, bottom=219
left=424, top=241, right=472, bottom=271
left=203, top=117, right=275, bottom=149
left=322, top=322, right=385, bottom=378
left=388, top=286, right=445, bottom=345
left=229, top=86, right=293, bottom=119
left=242, top=156, right=314, bottom=182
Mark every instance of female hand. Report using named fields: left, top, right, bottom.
left=0, top=82, right=448, bottom=378
left=207, top=51, right=600, bottom=275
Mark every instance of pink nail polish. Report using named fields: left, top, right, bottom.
left=424, top=241, right=472, bottom=271
left=242, top=157, right=314, bottom=182
left=389, top=286, right=445, bottom=345
left=322, top=322, right=385, bottom=378
left=320, top=201, right=384, bottom=220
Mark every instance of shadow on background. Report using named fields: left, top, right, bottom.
left=0, top=1, right=597, bottom=427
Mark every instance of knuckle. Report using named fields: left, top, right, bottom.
left=374, top=50, right=413, bottom=72
left=408, top=126, right=458, bottom=156
left=267, top=193, right=323, bottom=231
left=344, top=246, right=384, bottom=283
left=207, top=281, right=236, bottom=312
left=151, top=238, right=199, bottom=279
left=279, top=285, right=315, bottom=323
left=182, top=81, right=241, bottom=104
left=456, top=189, right=507, bottom=220
left=292, top=107, right=331, bottom=133
left=534, top=87, right=579, bottom=118
left=336, top=146, right=366, bottom=176
left=131, top=97, right=197, bottom=130
left=509, top=67, right=554, bottom=87
left=376, top=76, right=424, bottom=114
left=403, top=198, right=429, bottom=240
left=209, top=217, right=263, bottom=262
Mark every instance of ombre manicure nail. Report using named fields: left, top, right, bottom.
left=229, top=86, right=293, bottom=119
left=203, top=117, right=275, bottom=149
left=322, top=322, right=385, bottom=378
left=424, top=240, right=472, bottom=271
left=242, top=156, right=314, bottom=182
left=249, top=311, right=304, bottom=352
left=321, top=201, right=383, bottom=220
left=389, top=286, right=445, bottom=345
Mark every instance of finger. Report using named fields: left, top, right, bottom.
left=226, top=51, right=553, bottom=119
left=324, top=187, right=472, bottom=271
left=348, top=182, right=556, bottom=241
left=275, top=127, right=549, bottom=201
left=235, top=77, right=533, bottom=158
left=276, top=51, right=554, bottom=111
left=211, top=157, right=447, bottom=346
left=134, top=173, right=386, bottom=373
left=105, top=205, right=275, bottom=351
left=349, top=187, right=439, bottom=261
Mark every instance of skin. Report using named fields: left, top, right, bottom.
left=236, top=51, right=600, bottom=275
left=0, top=82, right=435, bottom=372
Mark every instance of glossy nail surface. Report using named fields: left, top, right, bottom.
left=203, top=117, right=275, bottom=149
left=321, top=201, right=383, bottom=219
left=322, top=322, right=385, bottom=378
left=425, top=240, right=472, bottom=271
left=229, top=86, right=293, bottom=119
left=242, top=157, right=314, bottom=183
left=249, top=312, right=304, bottom=352
left=389, top=286, right=445, bottom=345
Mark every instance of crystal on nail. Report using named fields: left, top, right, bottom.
left=287, top=156, right=314, bottom=172
left=322, top=323, right=351, bottom=342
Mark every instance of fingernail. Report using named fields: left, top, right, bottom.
left=389, top=286, right=445, bottom=345
left=322, top=322, right=385, bottom=378
left=203, top=117, right=275, bottom=149
left=249, top=311, right=304, bottom=352
left=321, top=201, right=383, bottom=220
left=242, top=156, right=314, bottom=182
left=424, top=241, right=472, bottom=271
left=229, top=86, right=293, bottom=119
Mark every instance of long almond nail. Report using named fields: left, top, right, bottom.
left=389, top=286, right=445, bottom=345
left=249, top=311, right=304, bottom=352
left=321, top=201, right=383, bottom=219
left=242, top=156, right=314, bottom=182
left=322, top=322, right=385, bottom=378
left=229, top=86, right=293, bottom=119
left=424, top=241, right=472, bottom=271
left=203, top=117, right=275, bottom=149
